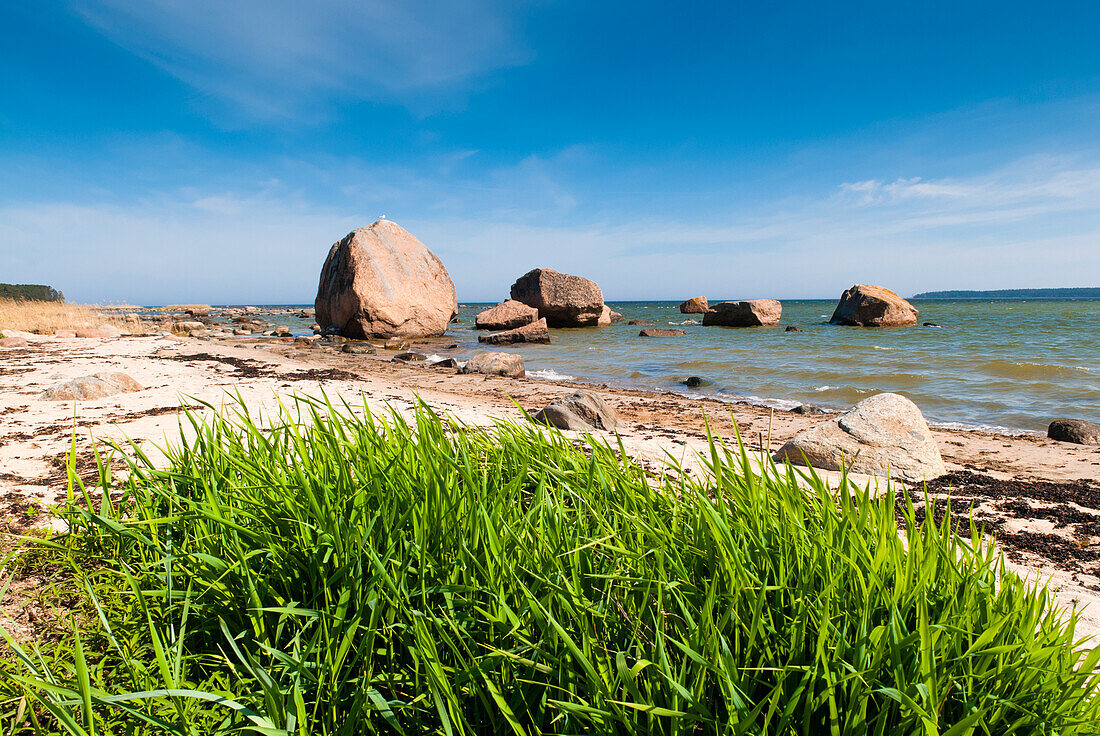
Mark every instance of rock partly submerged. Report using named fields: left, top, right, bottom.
left=478, top=318, right=551, bottom=345
left=510, top=268, right=604, bottom=327
left=460, top=352, right=526, bottom=378
left=531, top=390, right=619, bottom=432
left=1048, top=418, right=1100, bottom=446
left=315, top=220, right=458, bottom=339
left=41, top=372, right=143, bottom=401
left=639, top=328, right=686, bottom=337
left=679, top=296, right=708, bottom=314
left=774, top=392, right=946, bottom=482
left=702, top=300, right=783, bottom=327
left=475, top=300, right=538, bottom=331
left=830, top=284, right=919, bottom=327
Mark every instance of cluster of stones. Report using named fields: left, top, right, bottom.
left=470, top=268, right=624, bottom=345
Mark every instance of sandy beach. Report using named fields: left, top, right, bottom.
left=3, top=328, right=1099, bottom=642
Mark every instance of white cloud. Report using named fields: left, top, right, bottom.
left=70, top=0, right=532, bottom=119
left=3, top=153, right=1099, bottom=303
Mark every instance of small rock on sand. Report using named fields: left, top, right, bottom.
left=532, top=390, right=619, bottom=431
left=0, top=336, right=28, bottom=348
left=41, top=372, right=144, bottom=401
left=1048, top=418, right=1100, bottom=445
left=76, top=325, right=122, bottom=338
left=460, top=352, right=525, bottom=378
left=774, top=392, right=946, bottom=482
left=342, top=342, right=377, bottom=355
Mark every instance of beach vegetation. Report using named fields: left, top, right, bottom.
left=1, top=396, right=1098, bottom=734
left=0, top=299, right=141, bottom=335
left=0, top=285, right=64, bottom=303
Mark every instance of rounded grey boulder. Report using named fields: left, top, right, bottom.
left=532, top=390, right=619, bottom=432
left=1048, top=418, right=1100, bottom=445
left=774, top=392, right=946, bottom=482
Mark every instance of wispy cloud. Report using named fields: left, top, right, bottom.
left=70, top=0, right=532, bottom=120
left=4, top=152, right=1099, bottom=303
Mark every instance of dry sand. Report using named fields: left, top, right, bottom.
left=2, top=331, right=1099, bottom=641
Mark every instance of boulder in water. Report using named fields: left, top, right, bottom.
left=1047, top=418, right=1100, bottom=445
left=702, top=300, right=782, bottom=327
left=774, top=392, right=946, bottom=481
left=532, top=390, right=619, bottom=431
left=830, top=285, right=918, bottom=326
left=478, top=318, right=551, bottom=345
left=509, top=268, right=604, bottom=327
left=315, top=220, right=458, bottom=339
left=639, top=328, right=686, bottom=337
left=679, top=296, right=708, bottom=314
left=475, top=300, right=538, bottom=331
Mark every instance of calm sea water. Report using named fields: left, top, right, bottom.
left=444, top=299, right=1099, bottom=434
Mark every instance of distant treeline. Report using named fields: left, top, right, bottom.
left=0, top=283, right=65, bottom=302
left=911, top=287, right=1100, bottom=300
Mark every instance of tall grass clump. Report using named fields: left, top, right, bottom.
left=0, top=299, right=135, bottom=335
left=2, top=395, right=1098, bottom=734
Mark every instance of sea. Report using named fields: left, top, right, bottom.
left=238, top=299, right=1100, bottom=435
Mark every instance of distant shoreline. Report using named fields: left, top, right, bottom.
left=911, top=287, right=1100, bottom=300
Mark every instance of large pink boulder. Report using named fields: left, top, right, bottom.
left=510, top=268, right=604, bottom=327
left=315, top=220, right=458, bottom=339
left=830, top=285, right=918, bottom=326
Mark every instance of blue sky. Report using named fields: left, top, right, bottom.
left=2, top=1, right=1099, bottom=304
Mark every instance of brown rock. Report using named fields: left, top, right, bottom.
left=342, top=342, right=377, bottom=355
left=702, top=300, right=783, bottom=327
left=679, top=296, right=708, bottom=314
left=41, top=372, right=144, bottom=401
left=509, top=268, right=604, bottom=327
left=172, top=321, right=206, bottom=335
left=460, top=352, right=525, bottom=378
left=628, top=319, right=654, bottom=326
left=1048, top=418, right=1100, bottom=445
left=774, top=393, right=946, bottom=482
left=478, top=318, right=551, bottom=345
left=531, top=390, right=619, bottom=432
left=75, top=325, right=121, bottom=338
left=0, top=336, right=28, bottom=348
left=54, top=329, right=77, bottom=338
left=475, top=300, right=538, bottom=330
left=639, top=328, right=686, bottom=337
left=830, top=284, right=918, bottom=326
left=315, top=220, right=458, bottom=339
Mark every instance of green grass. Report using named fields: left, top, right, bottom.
left=1, top=394, right=1098, bottom=734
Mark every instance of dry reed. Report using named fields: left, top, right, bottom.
left=0, top=299, right=146, bottom=335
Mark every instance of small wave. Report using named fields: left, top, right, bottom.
left=424, top=354, right=445, bottom=363
left=872, top=345, right=894, bottom=351
left=528, top=369, right=576, bottom=381
left=814, top=385, right=835, bottom=392
left=929, top=421, right=1039, bottom=437
left=983, top=360, right=1090, bottom=379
